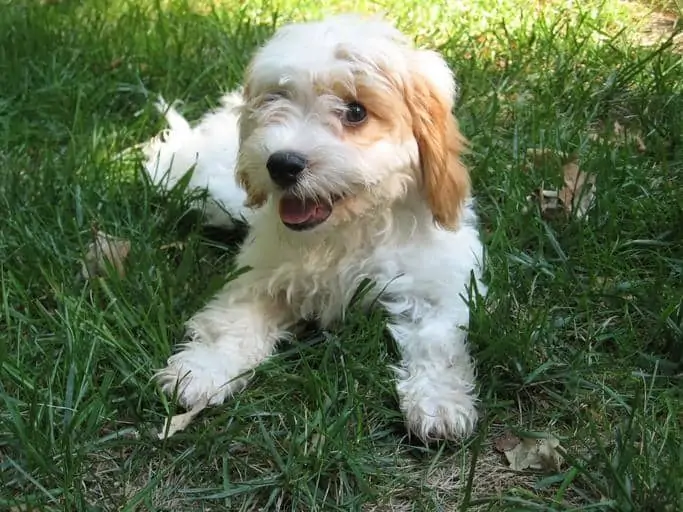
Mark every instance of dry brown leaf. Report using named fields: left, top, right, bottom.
left=80, top=230, right=131, bottom=279
left=157, top=396, right=209, bottom=440
left=109, top=57, right=123, bottom=70
left=589, top=120, right=647, bottom=153
left=558, top=162, right=596, bottom=219
left=615, top=121, right=648, bottom=152
left=504, top=435, right=564, bottom=472
left=536, top=187, right=563, bottom=218
left=493, top=431, right=521, bottom=453
left=634, top=134, right=647, bottom=153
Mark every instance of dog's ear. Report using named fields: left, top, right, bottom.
left=407, top=51, right=470, bottom=230
left=235, top=129, right=268, bottom=208
left=236, top=167, right=267, bottom=208
left=235, top=72, right=268, bottom=208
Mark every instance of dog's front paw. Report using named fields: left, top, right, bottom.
left=396, top=367, right=478, bottom=442
left=156, top=342, right=247, bottom=409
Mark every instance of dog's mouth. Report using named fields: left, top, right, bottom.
left=278, top=193, right=341, bottom=231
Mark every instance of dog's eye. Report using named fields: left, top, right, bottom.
left=263, top=91, right=287, bottom=103
left=342, top=102, right=367, bottom=126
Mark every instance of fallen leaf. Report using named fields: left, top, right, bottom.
left=588, top=120, right=647, bottom=153
left=615, top=121, right=648, bottom=152
left=494, top=431, right=521, bottom=453
left=80, top=230, right=131, bottom=279
left=157, top=395, right=209, bottom=440
left=634, top=134, right=647, bottom=153
left=504, top=435, right=564, bottom=472
left=537, top=187, right=563, bottom=218
left=109, top=57, right=123, bottom=70
left=558, top=161, right=596, bottom=219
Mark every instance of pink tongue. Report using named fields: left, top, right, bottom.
left=278, top=196, right=318, bottom=224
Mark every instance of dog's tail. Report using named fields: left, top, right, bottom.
left=140, top=90, right=253, bottom=227
left=141, top=98, right=191, bottom=186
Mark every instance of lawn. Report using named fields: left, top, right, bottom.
left=1, top=0, right=682, bottom=510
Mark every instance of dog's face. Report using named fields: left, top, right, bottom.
left=236, top=15, right=470, bottom=232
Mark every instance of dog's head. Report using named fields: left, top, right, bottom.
left=236, top=14, right=470, bottom=232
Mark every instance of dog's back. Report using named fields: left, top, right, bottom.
left=141, top=91, right=252, bottom=226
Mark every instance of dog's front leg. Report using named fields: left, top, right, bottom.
left=157, top=281, right=294, bottom=409
left=387, top=303, right=478, bottom=442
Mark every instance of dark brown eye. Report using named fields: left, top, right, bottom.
left=342, top=102, right=367, bottom=125
left=263, top=90, right=287, bottom=103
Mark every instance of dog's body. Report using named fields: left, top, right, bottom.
left=144, top=14, right=487, bottom=441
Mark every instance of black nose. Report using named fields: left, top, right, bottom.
left=266, top=151, right=308, bottom=188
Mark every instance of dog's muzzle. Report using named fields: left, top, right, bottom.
left=266, top=150, right=340, bottom=231
left=266, top=150, right=307, bottom=189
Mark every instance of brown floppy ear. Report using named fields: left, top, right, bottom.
left=235, top=76, right=268, bottom=208
left=407, top=53, right=471, bottom=230
left=236, top=168, right=267, bottom=208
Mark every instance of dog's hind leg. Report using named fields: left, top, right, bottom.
left=140, top=91, right=255, bottom=227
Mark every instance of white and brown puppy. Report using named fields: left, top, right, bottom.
left=144, top=14, right=487, bottom=441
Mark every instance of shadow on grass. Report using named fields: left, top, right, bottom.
left=0, top=0, right=275, bottom=146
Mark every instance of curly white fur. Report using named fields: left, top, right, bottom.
left=142, top=91, right=253, bottom=227
left=144, top=14, right=487, bottom=441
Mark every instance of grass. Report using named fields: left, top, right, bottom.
left=0, top=0, right=682, bottom=509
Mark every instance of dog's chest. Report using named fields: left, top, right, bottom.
left=274, top=245, right=382, bottom=323
left=241, top=214, right=460, bottom=324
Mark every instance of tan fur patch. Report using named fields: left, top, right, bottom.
left=236, top=170, right=267, bottom=207
left=234, top=83, right=267, bottom=208
left=343, top=83, right=413, bottom=147
left=406, top=74, right=470, bottom=230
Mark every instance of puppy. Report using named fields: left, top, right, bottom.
left=143, top=14, right=487, bottom=441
